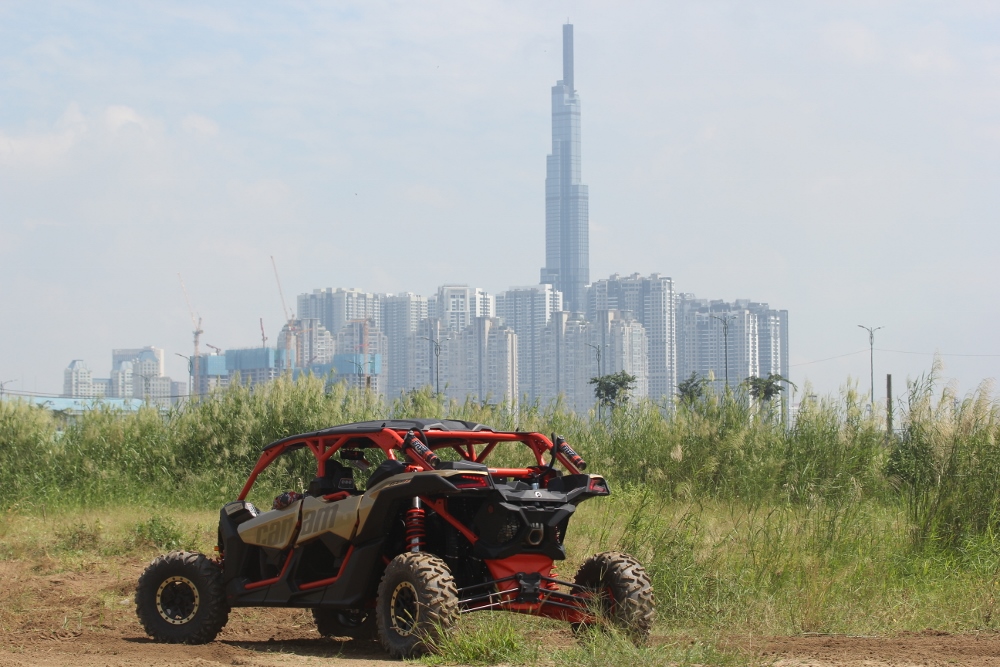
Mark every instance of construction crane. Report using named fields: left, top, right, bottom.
left=270, top=256, right=297, bottom=372
left=178, top=274, right=203, bottom=398
left=259, top=318, right=268, bottom=349
left=206, top=344, right=222, bottom=355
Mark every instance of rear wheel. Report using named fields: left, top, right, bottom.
left=572, top=551, right=654, bottom=643
left=375, top=552, right=458, bottom=658
left=135, top=551, right=229, bottom=644
left=313, top=607, right=376, bottom=640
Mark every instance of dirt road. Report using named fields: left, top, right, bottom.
left=3, top=558, right=1000, bottom=666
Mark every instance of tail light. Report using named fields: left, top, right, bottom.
left=587, top=476, right=609, bottom=495
left=451, top=473, right=489, bottom=489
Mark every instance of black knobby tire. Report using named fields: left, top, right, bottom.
left=375, top=552, right=459, bottom=658
left=135, top=550, right=229, bottom=644
left=313, top=607, right=376, bottom=640
left=572, top=551, right=655, bottom=643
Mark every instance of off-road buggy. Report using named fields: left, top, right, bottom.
left=136, top=419, right=654, bottom=658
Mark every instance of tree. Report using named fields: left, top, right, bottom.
left=589, top=371, right=637, bottom=411
left=677, top=372, right=708, bottom=405
left=743, top=373, right=796, bottom=402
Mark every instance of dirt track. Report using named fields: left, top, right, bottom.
left=3, top=558, right=1000, bottom=666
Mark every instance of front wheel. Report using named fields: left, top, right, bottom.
left=135, top=551, right=229, bottom=644
left=572, top=551, right=654, bottom=643
left=375, top=552, right=459, bottom=658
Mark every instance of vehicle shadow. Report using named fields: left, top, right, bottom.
left=220, top=637, right=395, bottom=661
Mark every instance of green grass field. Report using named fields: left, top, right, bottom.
left=2, top=365, right=999, bottom=665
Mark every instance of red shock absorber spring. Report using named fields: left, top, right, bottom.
left=404, top=498, right=426, bottom=552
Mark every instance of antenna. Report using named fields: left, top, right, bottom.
left=178, top=274, right=203, bottom=397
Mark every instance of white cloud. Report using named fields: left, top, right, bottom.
left=181, top=113, right=219, bottom=136
left=104, top=105, right=150, bottom=132
left=902, top=46, right=959, bottom=74
left=824, top=21, right=883, bottom=64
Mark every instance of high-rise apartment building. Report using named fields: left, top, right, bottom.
left=540, top=24, right=589, bottom=314
left=751, top=303, right=790, bottom=380
left=277, top=318, right=335, bottom=369
left=540, top=312, right=597, bottom=414
left=190, top=354, right=229, bottom=396
left=63, top=360, right=95, bottom=398
left=297, top=288, right=383, bottom=337
left=334, top=320, right=387, bottom=395
left=112, top=347, right=164, bottom=378
left=225, top=348, right=285, bottom=386
left=434, top=286, right=494, bottom=332
left=676, top=297, right=789, bottom=395
left=592, top=310, right=649, bottom=400
left=441, top=317, right=518, bottom=404
left=588, top=273, right=676, bottom=400
left=496, top=285, right=563, bottom=401
left=382, top=293, right=429, bottom=397
left=111, top=361, right=133, bottom=399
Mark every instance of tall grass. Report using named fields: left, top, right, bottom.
left=1, top=369, right=998, bottom=550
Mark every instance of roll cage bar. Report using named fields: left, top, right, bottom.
left=237, top=428, right=583, bottom=501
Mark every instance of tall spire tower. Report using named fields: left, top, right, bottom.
left=541, top=23, right=589, bottom=314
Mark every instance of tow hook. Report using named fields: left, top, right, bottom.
left=515, top=572, right=542, bottom=603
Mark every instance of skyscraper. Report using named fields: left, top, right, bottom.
left=541, top=24, right=589, bottom=314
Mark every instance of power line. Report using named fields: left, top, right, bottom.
left=789, top=347, right=1000, bottom=369
left=790, top=350, right=867, bottom=367
left=875, top=348, right=1000, bottom=358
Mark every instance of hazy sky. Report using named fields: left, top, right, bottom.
left=2, top=1, right=998, bottom=401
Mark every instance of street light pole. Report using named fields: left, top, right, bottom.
left=858, top=324, right=883, bottom=409
left=585, top=343, right=602, bottom=378
left=0, top=379, right=17, bottom=400
left=175, top=353, right=191, bottom=397
left=419, top=335, right=441, bottom=397
left=585, top=343, right=603, bottom=419
left=347, top=359, right=367, bottom=391
left=711, top=314, right=736, bottom=392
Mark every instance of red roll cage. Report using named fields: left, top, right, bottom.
left=237, top=428, right=582, bottom=502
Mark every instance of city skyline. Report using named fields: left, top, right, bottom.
left=2, top=4, right=998, bottom=399
left=41, top=25, right=786, bottom=411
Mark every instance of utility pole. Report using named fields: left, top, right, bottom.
left=886, top=373, right=893, bottom=442
left=858, top=324, right=883, bottom=409
left=419, top=335, right=441, bottom=397
left=711, top=314, right=736, bottom=393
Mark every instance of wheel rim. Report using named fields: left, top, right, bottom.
left=389, top=581, right=419, bottom=636
left=156, top=576, right=200, bottom=625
